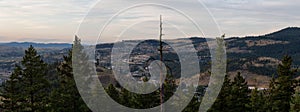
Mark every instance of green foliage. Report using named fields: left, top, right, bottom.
left=182, top=86, right=205, bottom=112
left=208, top=74, right=232, bottom=112
left=0, top=66, right=22, bottom=112
left=50, top=50, right=90, bottom=112
left=267, top=55, right=297, bottom=111
left=249, top=89, right=267, bottom=112
left=71, top=36, right=94, bottom=111
left=19, top=45, right=50, bottom=111
left=0, top=38, right=92, bottom=112
left=230, top=72, right=250, bottom=111
left=291, top=89, right=300, bottom=112
left=208, top=72, right=250, bottom=112
left=2, top=35, right=300, bottom=111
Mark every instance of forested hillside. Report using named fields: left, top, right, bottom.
left=0, top=27, right=300, bottom=111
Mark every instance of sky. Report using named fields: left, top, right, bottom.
left=0, top=0, right=299, bottom=44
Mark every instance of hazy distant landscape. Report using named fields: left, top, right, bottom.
left=1, top=27, right=300, bottom=87
left=0, top=43, right=71, bottom=83
left=1, top=0, right=300, bottom=111
left=1, top=27, right=300, bottom=111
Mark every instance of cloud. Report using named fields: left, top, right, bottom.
left=0, top=0, right=98, bottom=43
left=200, top=0, right=300, bottom=36
left=0, top=0, right=299, bottom=43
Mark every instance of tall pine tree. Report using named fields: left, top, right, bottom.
left=229, top=72, right=250, bottom=111
left=208, top=72, right=250, bottom=112
left=19, top=45, right=50, bottom=111
left=268, top=55, right=297, bottom=111
left=207, top=74, right=232, bottom=112
left=50, top=37, right=91, bottom=112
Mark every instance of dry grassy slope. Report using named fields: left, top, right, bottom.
left=223, top=27, right=300, bottom=88
left=95, top=27, right=300, bottom=89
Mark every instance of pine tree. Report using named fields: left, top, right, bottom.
left=182, top=86, right=205, bottom=112
left=50, top=37, right=91, bottom=111
left=208, top=74, right=232, bottom=112
left=133, top=86, right=161, bottom=109
left=19, top=45, right=50, bottom=111
left=114, top=84, right=160, bottom=109
left=229, top=72, right=250, bottom=111
left=265, top=75, right=276, bottom=111
left=208, top=72, right=250, bottom=112
left=249, top=88, right=267, bottom=112
left=105, top=84, right=120, bottom=102
left=291, top=86, right=300, bottom=112
left=102, top=84, right=124, bottom=111
left=268, top=55, right=297, bottom=111
left=119, top=87, right=133, bottom=107
left=205, top=35, right=227, bottom=112
left=50, top=51, right=89, bottom=111
left=0, top=66, right=22, bottom=112
left=46, top=61, right=60, bottom=89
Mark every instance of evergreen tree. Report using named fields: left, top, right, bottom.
left=71, top=36, right=94, bottom=107
left=265, top=75, right=276, bottom=111
left=19, top=45, right=50, bottom=111
left=208, top=74, right=232, bottom=112
left=249, top=89, right=267, bottom=112
left=105, top=84, right=120, bottom=102
left=229, top=72, right=250, bottom=111
left=182, top=86, right=205, bottom=112
left=132, top=85, right=160, bottom=109
left=291, top=89, right=300, bottom=112
left=268, top=55, right=297, bottom=111
left=102, top=84, right=123, bottom=111
left=208, top=72, right=250, bottom=112
left=50, top=50, right=90, bottom=112
left=204, top=35, right=227, bottom=112
left=119, top=87, right=133, bottom=107
left=0, top=66, right=22, bottom=112
left=46, top=61, right=60, bottom=89
left=182, top=96, right=200, bottom=112
left=113, top=84, right=160, bottom=109
left=50, top=37, right=91, bottom=112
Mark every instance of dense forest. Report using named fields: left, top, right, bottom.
left=0, top=36, right=299, bottom=112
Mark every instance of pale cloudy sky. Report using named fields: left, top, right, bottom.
left=0, top=0, right=299, bottom=43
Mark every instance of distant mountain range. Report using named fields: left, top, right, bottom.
left=0, top=42, right=72, bottom=48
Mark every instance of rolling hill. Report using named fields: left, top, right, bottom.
left=95, top=27, right=300, bottom=87
left=1, top=27, right=300, bottom=87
